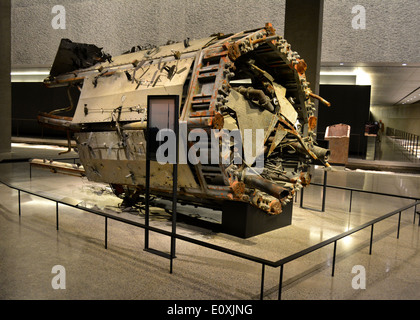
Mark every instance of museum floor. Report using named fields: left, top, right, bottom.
left=0, top=137, right=419, bottom=300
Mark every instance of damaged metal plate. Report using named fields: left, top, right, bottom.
left=72, top=57, right=195, bottom=123
left=225, top=89, right=275, bottom=159
left=273, top=82, right=298, bottom=125
left=75, top=131, right=198, bottom=189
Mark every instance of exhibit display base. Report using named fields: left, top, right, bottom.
left=154, top=198, right=293, bottom=239
left=221, top=201, right=293, bottom=238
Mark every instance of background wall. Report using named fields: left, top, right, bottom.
left=11, top=0, right=420, bottom=67
left=321, top=0, right=419, bottom=64
left=12, top=83, right=79, bottom=138
left=0, top=0, right=11, bottom=154
left=317, top=85, right=372, bottom=156
left=370, top=103, right=420, bottom=136
left=11, top=0, right=286, bottom=66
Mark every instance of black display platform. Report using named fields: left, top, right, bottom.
left=221, top=201, right=293, bottom=238
left=154, top=198, right=293, bottom=239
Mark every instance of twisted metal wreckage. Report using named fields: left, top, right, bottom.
left=36, top=23, right=331, bottom=217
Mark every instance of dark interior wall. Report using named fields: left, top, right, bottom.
left=0, top=0, right=11, bottom=153
left=317, top=85, right=371, bottom=156
left=12, top=82, right=80, bottom=138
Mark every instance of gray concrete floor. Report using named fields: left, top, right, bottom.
left=0, top=142, right=419, bottom=300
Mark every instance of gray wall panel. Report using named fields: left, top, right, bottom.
left=322, top=0, right=420, bottom=63
left=12, top=0, right=419, bottom=66
left=11, top=0, right=286, bottom=66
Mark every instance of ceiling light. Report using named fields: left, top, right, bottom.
left=402, top=63, right=407, bottom=66
left=320, top=67, right=371, bottom=86
left=320, top=71, right=356, bottom=76
left=11, top=68, right=50, bottom=82
left=355, top=68, right=371, bottom=86
left=11, top=71, right=50, bottom=76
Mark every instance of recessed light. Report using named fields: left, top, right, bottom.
left=402, top=63, right=407, bottom=66
left=339, top=63, right=344, bottom=66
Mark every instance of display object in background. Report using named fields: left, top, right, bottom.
left=37, top=23, right=331, bottom=219
left=325, top=124, right=351, bottom=165
left=365, top=122, right=379, bottom=136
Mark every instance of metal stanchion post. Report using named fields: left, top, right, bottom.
left=322, top=170, right=327, bottom=212
left=18, top=190, right=21, bottom=217
left=300, top=187, right=304, bottom=208
left=56, top=202, right=59, bottom=230
left=278, top=265, right=284, bottom=300
left=105, top=217, right=108, bottom=249
left=332, top=241, right=337, bottom=277
left=260, top=264, right=265, bottom=300
left=369, top=224, right=374, bottom=255
left=397, top=211, right=401, bottom=239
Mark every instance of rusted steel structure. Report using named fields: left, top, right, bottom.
left=39, top=23, right=330, bottom=216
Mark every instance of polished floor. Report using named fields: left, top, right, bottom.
left=0, top=140, right=419, bottom=300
